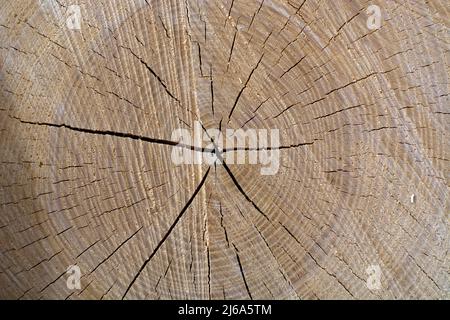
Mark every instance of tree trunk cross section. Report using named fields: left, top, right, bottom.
left=0, top=0, right=448, bottom=299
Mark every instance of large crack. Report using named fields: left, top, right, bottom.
left=12, top=116, right=205, bottom=152
left=13, top=116, right=313, bottom=153
left=227, top=54, right=264, bottom=122
left=233, top=244, right=253, bottom=299
left=122, top=167, right=210, bottom=299
left=221, top=161, right=270, bottom=221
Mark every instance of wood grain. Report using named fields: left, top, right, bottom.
left=0, top=0, right=448, bottom=299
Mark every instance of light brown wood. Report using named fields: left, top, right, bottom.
left=0, top=0, right=448, bottom=299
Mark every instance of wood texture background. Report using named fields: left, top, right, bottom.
left=0, top=0, right=448, bottom=299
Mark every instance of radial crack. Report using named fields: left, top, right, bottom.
left=122, top=46, right=180, bottom=103
left=228, top=54, right=264, bottom=122
left=233, top=244, right=253, bottom=299
left=12, top=116, right=205, bottom=152
left=122, top=167, right=210, bottom=299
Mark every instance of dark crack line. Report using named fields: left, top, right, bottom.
left=222, top=141, right=314, bottom=152
left=227, top=54, right=264, bottom=122
left=280, top=55, right=307, bottom=78
left=92, top=227, right=142, bottom=273
left=123, top=46, right=180, bottom=103
left=313, top=104, right=364, bottom=120
left=12, top=116, right=208, bottom=153
left=14, top=116, right=313, bottom=155
left=210, top=66, right=215, bottom=115
left=248, top=0, right=265, bottom=30
left=227, top=30, right=238, bottom=71
left=207, top=246, right=212, bottom=299
left=122, top=167, right=210, bottom=299
left=225, top=0, right=236, bottom=26
left=233, top=244, right=253, bottom=299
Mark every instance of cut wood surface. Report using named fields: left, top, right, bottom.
left=0, top=0, right=449, bottom=299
